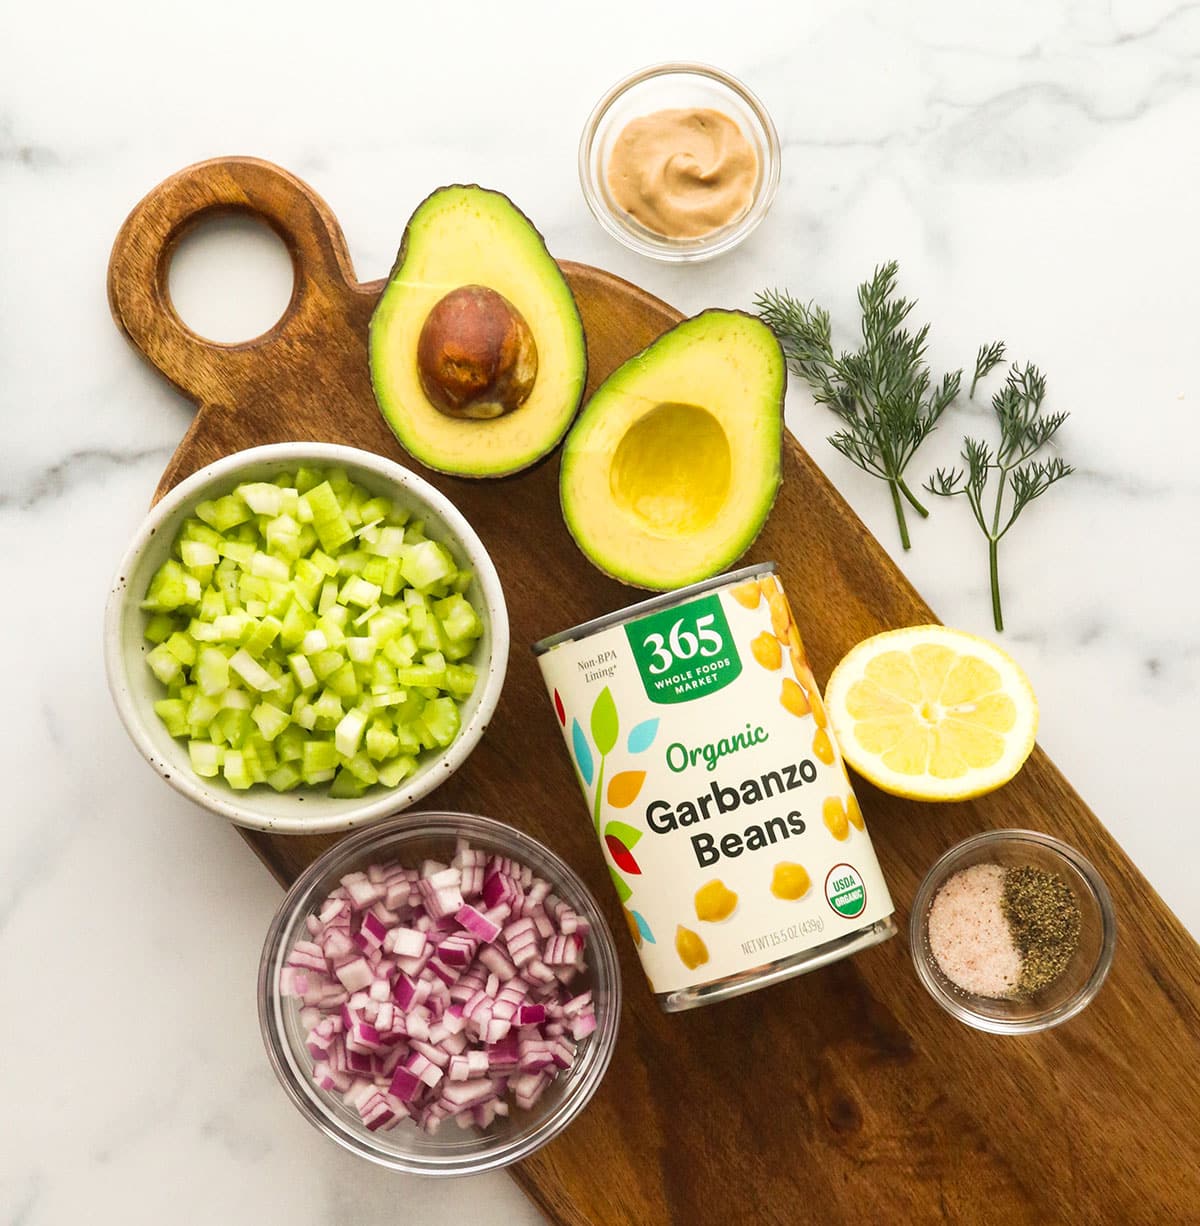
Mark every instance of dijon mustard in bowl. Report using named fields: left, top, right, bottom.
left=579, top=62, right=781, bottom=263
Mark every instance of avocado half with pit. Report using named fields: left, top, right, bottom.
left=561, top=309, right=785, bottom=590
left=369, top=186, right=587, bottom=478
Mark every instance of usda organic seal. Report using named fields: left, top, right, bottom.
left=825, top=864, right=868, bottom=919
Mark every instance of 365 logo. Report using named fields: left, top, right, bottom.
left=625, top=594, right=741, bottom=705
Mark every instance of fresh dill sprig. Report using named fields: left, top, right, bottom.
left=756, top=262, right=962, bottom=550
left=971, top=341, right=1007, bottom=397
left=926, top=361, right=1073, bottom=631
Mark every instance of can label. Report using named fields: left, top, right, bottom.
left=537, top=569, right=895, bottom=997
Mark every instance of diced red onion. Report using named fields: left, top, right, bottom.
left=286, top=839, right=600, bottom=1134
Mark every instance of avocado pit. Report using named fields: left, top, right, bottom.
left=416, top=284, right=538, bottom=420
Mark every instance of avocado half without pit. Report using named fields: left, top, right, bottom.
left=560, top=310, right=786, bottom=591
left=369, top=186, right=587, bottom=477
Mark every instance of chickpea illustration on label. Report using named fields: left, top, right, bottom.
left=695, top=879, right=739, bottom=922
left=535, top=564, right=896, bottom=1012
left=751, top=631, right=783, bottom=671
left=771, top=862, right=812, bottom=900
left=676, top=925, right=710, bottom=969
left=823, top=795, right=851, bottom=841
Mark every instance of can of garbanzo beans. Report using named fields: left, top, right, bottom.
left=533, top=563, right=896, bottom=1012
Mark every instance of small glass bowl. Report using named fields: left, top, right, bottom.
left=258, top=811, right=621, bottom=1175
left=910, top=830, right=1116, bottom=1034
left=579, top=62, right=781, bottom=262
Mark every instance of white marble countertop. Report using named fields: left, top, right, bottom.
left=4, top=1, right=1199, bottom=1221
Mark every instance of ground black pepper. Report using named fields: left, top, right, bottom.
left=1001, top=866, right=1081, bottom=994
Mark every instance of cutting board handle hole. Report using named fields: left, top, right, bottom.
left=166, top=212, right=296, bottom=345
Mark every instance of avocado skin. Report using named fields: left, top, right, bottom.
left=369, top=185, right=587, bottom=479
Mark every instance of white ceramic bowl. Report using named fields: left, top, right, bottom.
left=104, top=443, right=509, bottom=834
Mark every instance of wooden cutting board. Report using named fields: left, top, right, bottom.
left=109, top=157, right=1200, bottom=1225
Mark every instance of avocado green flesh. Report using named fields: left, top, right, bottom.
left=369, top=186, right=587, bottom=478
left=560, top=310, right=785, bottom=590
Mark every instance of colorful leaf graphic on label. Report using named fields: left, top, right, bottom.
left=553, top=689, right=566, bottom=726
left=605, top=834, right=642, bottom=875
left=590, top=686, right=619, bottom=755
left=609, top=865, right=632, bottom=903
left=624, top=908, right=643, bottom=948
left=631, top=909, right=655, bottom=944
left=627, top=718, right=659, bottom=754
left=571, top=718, right=593, bottom=785
left=606, top=770, right=646, bottom=809
left=603, top=819, right=643, bottom=850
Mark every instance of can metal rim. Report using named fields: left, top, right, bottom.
left=531, top=561, right=778, bottom=656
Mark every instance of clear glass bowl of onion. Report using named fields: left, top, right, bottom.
left=258, top=810, right=622, bottom=1174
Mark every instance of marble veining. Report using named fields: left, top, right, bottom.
left=2, top=2, right=1198, bottom=1223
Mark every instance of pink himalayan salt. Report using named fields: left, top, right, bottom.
left=928, top=863, right=1021, bottom=997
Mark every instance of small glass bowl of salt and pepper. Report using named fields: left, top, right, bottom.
left=910, top=830, right=1116, bottom=1034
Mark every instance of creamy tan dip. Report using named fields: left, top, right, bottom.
left=606, top=107, right=757, bottom=239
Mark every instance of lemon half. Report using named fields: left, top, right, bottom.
left=824, top=625, right=1038, bottom=801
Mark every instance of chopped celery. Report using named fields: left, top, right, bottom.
left=311, top=689, right=344, bottom=729
left=181, top=539, right=220, bottom=569
left=229, top=649, right=279, bottom=692
left=267, top=763, right=303, bottom=792
left=370, top=690, right=409, bottom=710
left=301, top=739, right=339, bottom=782
left=366, top=723, right=399, bottom=761
left=186, top=692, right=221, bottom=728
left=329, top=768, right=366, bottom=798
left=346, top=637, right=375, bottom=665
left=318, top=579, right=339, bottom=615
left=193, top=646, right=228, bottom=695
left=378, top=755, right=418, bottom=787
left=310, top=649, right=344, bottom=681
left=342, top=750, right=378, bottom=785
left=164, top=631, right=197, bottom=668
left=154, top=698, right=189, bottom=737
left=288, top=652, right=318, bottom=692
left=243, top=615, right=282, bottom=658
left=280, top=601, right=314, bottom=649
left=435, top=593, right=482, bottom=643
left=326, top=662, right=359, bottom=700
left=251, top=702, right=291, bottom=741
left=250, top=551, right=289, bottom=582
left=188, top=740, right=224, bottom=777
left=143, top=613, right=177, bottom=644
left=212, top=707, right=251, bottom=748
left=395, top=664, right=446, bottom=690
left=420, top=697, right=461, bottom=748
left=237, top=482, right=286, bottom=516
left=401, top=540, right=455, bottom=592
left=197, top=494, right=251, bottom=532
left=276, top=726, right=305, bottom=762
left=340, top=574, right=381, bottom=608
left=370, top=525, right=407, bottom=558
left=444, top=664, right=478, bottom=697
left=218, top=686, right=252, bottom=711
left=141, top=464, right=485, bottom=796
left=222, top=749, right=252, bottom=789
left=141, top=560, right=200, bottom=612
left=335, top=707, right=369, bottom=758
left=181, top=519, right=224, bottom=549
left=217, top=539, right=255, bottom=567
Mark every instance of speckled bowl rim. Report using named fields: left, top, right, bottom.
left=909, top=829, right=1116, bottom=1034
left=103, top=442, right=509, bottom=835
